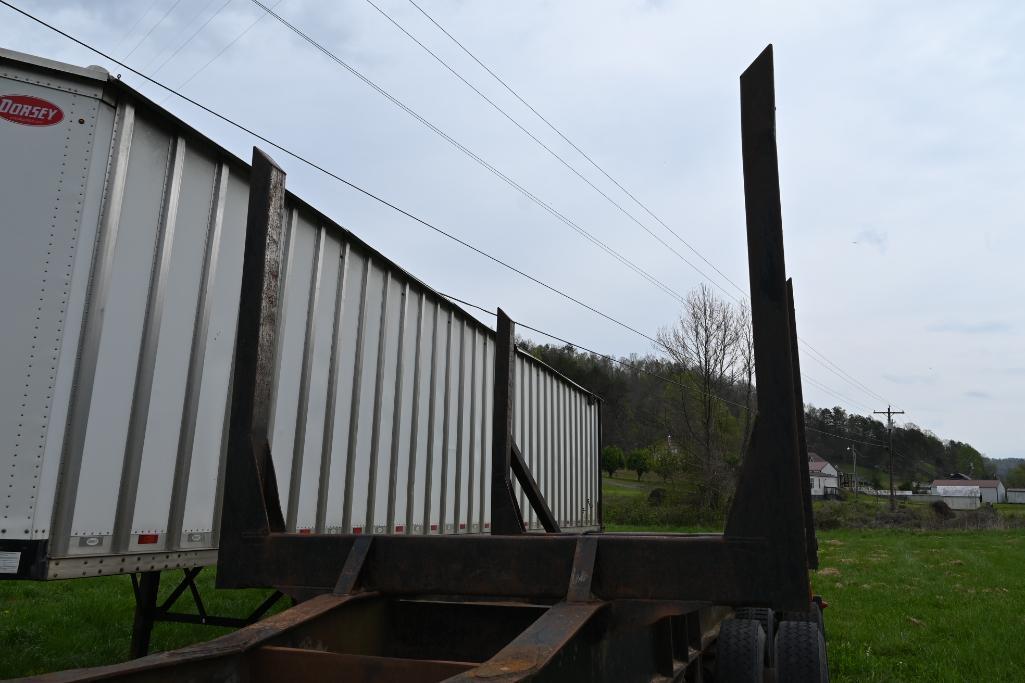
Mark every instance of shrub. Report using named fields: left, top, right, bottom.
left=626, top=449, right=652, bottom=481
left=601, top=446, right=625, bottom=478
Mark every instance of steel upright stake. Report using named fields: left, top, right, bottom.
left=723, top=44, right=810, bottom=609
left=491, top=308, right=525, bottom=534
left=217, top=148, right=289, bottom=588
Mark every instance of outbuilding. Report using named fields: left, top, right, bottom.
left=929, top=485, right=983, bottom=510
left=1007, top=488, right=1025, bottom=504
left=931, top=479, right=1006, bottom=503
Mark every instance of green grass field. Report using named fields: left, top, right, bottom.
left=0, top=569, right=283, bottom=678
left=817, top=529, right=1025, bottom=681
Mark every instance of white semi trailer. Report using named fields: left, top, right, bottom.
left=0, top=47, right=601, bottom=582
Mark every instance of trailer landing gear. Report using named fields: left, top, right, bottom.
left=129, top=567, right=284, bottom=658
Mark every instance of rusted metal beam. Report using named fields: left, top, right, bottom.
left=248, top=648, right=476, bottom=683
left=723, top=44, right=809, bottom=610
left=491, top=308, right=525, bottom=534
left=448, top=601, right=607, bottom=682
left=788, top=278, right=818, bottom=569
left=28, top=593, right=375, bottom=682
left=218, top=148, right=289, bottom=589
left=333, top=535, right=372, bottom=595
left=511, top=442, right=560, bottom=532
left=207, top=532, right=777, bottom=605
left=566, top=536, right=597, bottom=602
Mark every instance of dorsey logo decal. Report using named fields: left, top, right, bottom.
left=0, top=94, right=64, bottom=126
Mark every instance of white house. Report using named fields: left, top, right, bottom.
left=931, top=479, right=1006, bottom=503
left=809, top=453, right=839, bottom=499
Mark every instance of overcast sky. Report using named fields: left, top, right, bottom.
left=2, top=1, right=1022, bottom=459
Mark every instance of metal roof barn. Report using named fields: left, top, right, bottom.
left=0, top=46, right=600, bottom=582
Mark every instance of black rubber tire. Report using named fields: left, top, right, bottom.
left=715, top=618, right=766, bottom=683
left=781, top=603, right=825, bottom=639
left=734, top=607, right=775, bottom=665
left=774, top=620, right=829, bottom=683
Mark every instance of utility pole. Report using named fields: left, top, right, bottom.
left=874, top=405, right=905, bottom=511
left=847, top=445, right=858, bottom=498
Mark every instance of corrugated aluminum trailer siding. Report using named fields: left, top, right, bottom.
left=0, top=49, right=599, bottom=579
left=46, top=100, right=253, bottom=564
left=512, top=354, right=599, bottom=530
left=266, top=202, right=599, bottom=535
left=264, top=210, right=502, bottom=536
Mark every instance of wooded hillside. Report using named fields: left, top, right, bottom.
left=520, top=339, right=997, bottom=491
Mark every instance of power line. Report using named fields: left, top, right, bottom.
left=405, top=0, right=747, bottom=299
left=140, top=0, right=216, bottom=72
left=123, top=0, right=184, bottom=61
left=7, top=0, right=889, bottom=420
left=799, top=339, right=892, bottom=405
left=112, top=0, right=161, bottom=54
left=247, top=0, right=690, bottom=306
left=439, top=292, right=895, bottom=457
left=261, top=1, right=897, bottom=413
left=174, top=0, right=285, bottom=92
left=801, top=374, right=874, bottom=413
left=387, top=2, right=902, bottom=412
left=0, top=0, right=670, bottom=351
left=805, top=426, right=886, bottom=449
left=363, top=0, right=737, bottom=303
left=438, top=291, right=753, bottom=413
left=148, top=0, right=234, bottom=77
left=213, top=0, right=898, bottom=420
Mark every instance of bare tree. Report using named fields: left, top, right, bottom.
left=657, top=284, right=748, bottom=512
left=736, top=301, right=756, bottom=462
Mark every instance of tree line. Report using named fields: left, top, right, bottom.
left=519, top=284, right=1000, bottom=515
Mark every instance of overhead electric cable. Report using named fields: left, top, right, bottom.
left=805, top=427, right=886, bottom=449
left=149, top=0, right=234, bottom=77
left=439, top=291, right=754, bottom=413
left=362, top=0, right=734, bottom=301
left=6, top=0, right=891, bottom=418
left=801, top=375, right=874, bottom=413
left=405, top=0, right=900, bottom=411
left=439, top=291, right=893, bottom=452
left=406, top=0, right=746, bottom=298
left=113, top=0, right=161, bottom=53
left=0, top=0, right=667, bottom=348
left=798, top=341, right=891, bottom=404
left=161, top=0, right=287, bottom=102
left=140, top=0, right=217, bottom=72
left=123, top=0, right=184, bottom=61
left=261, top=0, right=896, bottom=411
left=247, top=0, right=690, bottom=306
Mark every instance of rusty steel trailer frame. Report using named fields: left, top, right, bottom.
left=28, top=45, right=819, bottom=682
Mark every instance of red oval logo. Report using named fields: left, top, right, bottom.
left=0, top=94, right=64, bottom=126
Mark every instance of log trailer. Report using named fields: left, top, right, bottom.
left=3, top=43, right=828, bottom=682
